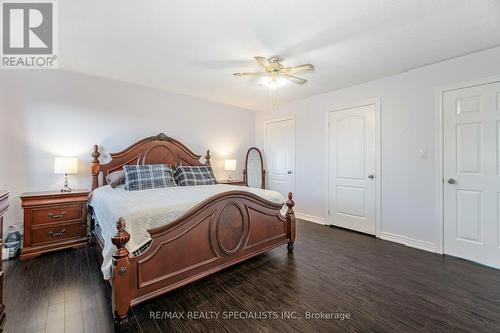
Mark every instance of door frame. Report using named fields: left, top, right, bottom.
left=263, top=115, right=296, bottom=196
left=326, top=98, right=381, bottom=237
left=435, top=74, right=500, bottom=254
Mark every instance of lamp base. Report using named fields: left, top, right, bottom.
left=61, top=174, right=72, bottom=192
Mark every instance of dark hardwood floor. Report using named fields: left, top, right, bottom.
left=4, top=220, right=500, bottom=333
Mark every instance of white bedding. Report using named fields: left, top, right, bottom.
left=89, top=184, right=286, bottom=279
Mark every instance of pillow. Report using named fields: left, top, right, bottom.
left=106, top=170, right=125, bottom=188
left=123, top=164, right=176, bottom=191
left=174, top=165, right=218, bottom=186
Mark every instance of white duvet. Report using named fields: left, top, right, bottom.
left=89, top=184, right=286, bottom=279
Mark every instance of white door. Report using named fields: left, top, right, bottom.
left=264, top=118, right=295, bottom=197
left=329, top=104, right=377, bottom=235
left=443, top=81, right=500, bottom=268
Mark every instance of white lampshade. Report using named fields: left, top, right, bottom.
left=224, top=159, right=237, bottom=171
left=54, top=157, right=78, bottom=174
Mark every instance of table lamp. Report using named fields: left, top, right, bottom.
left=54, top=157, right=78, bottom=192
left=224, top=159, right=237, bottom=181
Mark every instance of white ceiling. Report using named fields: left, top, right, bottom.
left=60, top=0, right=500, bottom=111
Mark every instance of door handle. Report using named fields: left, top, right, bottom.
left=287, top=170, right=293, bottom=175
left=447, top=178, right=456, bottom=184
left=368, top=174, right=375, bottom=179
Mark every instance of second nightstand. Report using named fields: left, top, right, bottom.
left=20, top=189, right=89, bottom=260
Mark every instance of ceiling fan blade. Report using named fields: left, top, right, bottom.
left=254, top=56, right=271, bottom=70
left=283, top=74, right=307, bottom=84
left=233, top=72, right=269, bottom=78
left=283, top=64, right=315, bottom=73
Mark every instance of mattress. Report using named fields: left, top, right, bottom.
left=89, top=184, right=286, bottom=279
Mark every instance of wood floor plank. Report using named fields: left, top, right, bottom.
left=3, top=220, right=500, bottom=333
left=25, top=254, right=54, bottom=333
left=5, top=257, right=37, bottom=333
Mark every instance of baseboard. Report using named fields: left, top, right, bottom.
left=379, top=232, right=436, bottom=253
left=406, top=237, right=437, bottom=253
left=296, top=215, right=436, bottom=253
left=379, top=232, right=407, bottom=244
left=295, top=212, right=326, bottom=225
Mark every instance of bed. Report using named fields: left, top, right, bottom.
left=89, top=133, right=296, bottom=331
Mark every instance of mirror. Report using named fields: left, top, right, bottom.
left=243, top=147, right=265, bottom=189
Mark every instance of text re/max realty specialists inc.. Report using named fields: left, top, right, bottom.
left=150, top=311, right=352, bottom=321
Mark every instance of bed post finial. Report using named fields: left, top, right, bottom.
left=111, top=217, right=131, bottom=332
left=112, top=217, right=130, bottom=257
left=286, top=192, right=296, bottom=253
left=91, top=145, right=100, bottom=191
left=205, top=149, right=211, bottom=166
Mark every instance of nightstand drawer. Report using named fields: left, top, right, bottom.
left=32, top=204, right=82, bottom=225
left=31, top=222, right=83, bottom=245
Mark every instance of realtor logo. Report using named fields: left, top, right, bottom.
left=1, top=0, right=58, bottom=68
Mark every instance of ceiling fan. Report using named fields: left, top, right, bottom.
left=233, top=56, right=314, bottom=107
left=233, top=56, right=314, bottom=88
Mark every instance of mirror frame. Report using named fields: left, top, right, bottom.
left=243, top=147, right=266, bottom=189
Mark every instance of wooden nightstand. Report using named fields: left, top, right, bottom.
left=219, top=180, right=247, bottom=186
left=20, top=189, right=90, bottom=261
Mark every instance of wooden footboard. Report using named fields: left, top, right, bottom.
left=110, top=190, right=296, bottom=331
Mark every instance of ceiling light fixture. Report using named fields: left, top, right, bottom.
left=260, top=75, right=287, bottom=90
left=260, top=75, right=287, bottom=107
left=233, top=56, right=315, bottom=109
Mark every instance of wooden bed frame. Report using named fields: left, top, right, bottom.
left=90, top=133, right=296, bottom=331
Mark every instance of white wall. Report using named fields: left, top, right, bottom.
left=256, top=46, right=500, bottom=250
left=0, top=70, right=255, bottom=232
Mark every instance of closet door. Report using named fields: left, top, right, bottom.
left=264, top=118, right=295, bottom=197
left=329, top=104, right=377, bottom=235
left=443, top=81, right=500, bottom=268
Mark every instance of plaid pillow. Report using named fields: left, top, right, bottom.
left=174, top=166, right=218, bottom=186
left=123, top=164, right=176, bottom=191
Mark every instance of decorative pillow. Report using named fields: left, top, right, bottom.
left=106, top=170, right=126, bottom=188
left=123, top=164, right=176, bottom=191
left=174, top=165, right=218, bottom=186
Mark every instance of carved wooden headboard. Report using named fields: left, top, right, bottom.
left=91, top=133, right=211, bottom=190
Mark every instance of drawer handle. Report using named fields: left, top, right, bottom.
left=48, top=228, right=67, bottom=237
left=48, top=212, right=66, bottom=219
